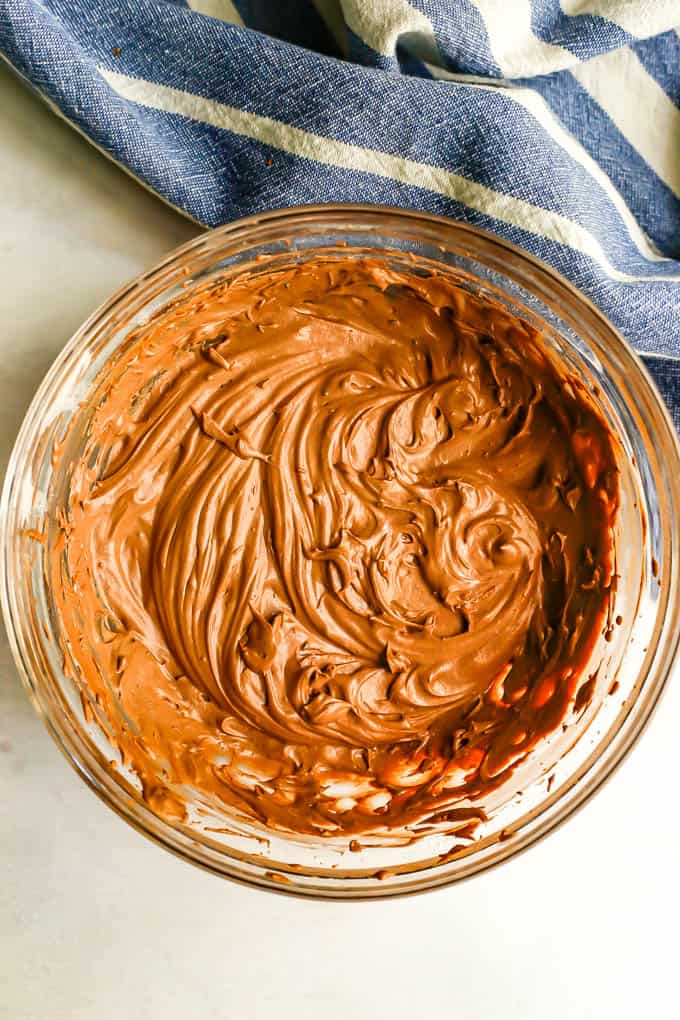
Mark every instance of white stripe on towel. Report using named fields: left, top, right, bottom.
left=100, top=67, right=680, bottom=282
left=560, top=0, right=680, bottom=39
left=186, top=0, right=243, bottom=26
left=571, top=45, right=680, bottom=197
left=426, top=61, right=672, bottom=264
left=472, top=0, right=574, bottom=75
left=339, top=0, right=439, bottom=60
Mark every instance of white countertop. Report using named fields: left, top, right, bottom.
left=1, top=62, right=678, bottom=1020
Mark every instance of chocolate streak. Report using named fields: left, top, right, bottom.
left=52, top=256, right=618, bottom=836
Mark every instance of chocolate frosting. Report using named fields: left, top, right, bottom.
left=52, top=254, right=618, bottom=837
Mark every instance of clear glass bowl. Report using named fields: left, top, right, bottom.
left=3, top=205, right=679, bottom=898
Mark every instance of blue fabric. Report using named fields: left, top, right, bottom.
left=1, top=0, right=678, bottom=420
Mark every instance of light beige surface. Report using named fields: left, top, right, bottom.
left=1, top=61, right=678, bottom=1020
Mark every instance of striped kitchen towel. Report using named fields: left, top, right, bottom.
left=1, top=0, right=679, bottom=421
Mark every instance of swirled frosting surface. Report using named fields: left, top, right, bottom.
left=53, top=255, right=617, bottom=836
